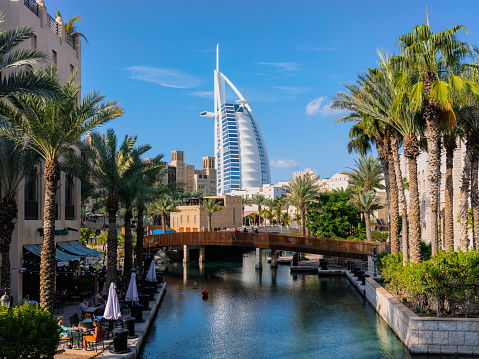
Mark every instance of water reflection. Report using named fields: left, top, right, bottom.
left=141, top=254, right=413, bottom=359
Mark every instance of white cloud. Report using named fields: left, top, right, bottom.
left=306, top=97, right=337, bottom=117
left=258, top=62, right=301, bottom=72
left=127, top=66, right=203, bottom=89
left=190, top=91, right=214, bottom=99
left=270, top=158, right=298, bottom=168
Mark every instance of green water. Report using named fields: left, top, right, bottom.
left=140, top=252, right=413, bottom=359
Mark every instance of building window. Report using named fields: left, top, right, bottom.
left=24, top=169, right=38, bottom=220
left=31, top=35, right=37, bottom=49
left=65, top=175, right=75, bottom=220
left=52, top=50, right=57, bottom=65
left=187, top=215, right=189, bottom=224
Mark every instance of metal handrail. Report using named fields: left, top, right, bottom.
left=46, top=13, right=59, bottom=35
left=24, top=0, right=39, bottom=16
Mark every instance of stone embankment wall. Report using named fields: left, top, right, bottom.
left=346, top=271, right=479, bottom=355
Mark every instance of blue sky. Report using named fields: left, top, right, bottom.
left=44, top=0, right=479, bottom=183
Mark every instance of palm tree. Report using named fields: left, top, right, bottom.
left=0, top=13, right=56, bottom=98
left=149, top=194, right=176, bottom=236
left=281, top=211, right=291, bottom=227
left=55, top=10, right=89, bottom=44
left=200, top=198, right=224, bottom=232
left=394, top=24, right=474, bottom=256
left=344, top=155, right=384, bottom=192
left=65, top=129, right=144, bottom=294
left=350, top=191, right=384, bottom=242
left=250, top=194, right=265, bottom=226
left=0, top=72, right=123, bottom=311
left=0, top=138, right=39, bottom=296
left=262, top=198, right=275, bottom=225
left=285, top=174, right=320, bottom=235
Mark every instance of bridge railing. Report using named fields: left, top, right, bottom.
left=144, top=232, right=389, bottom=260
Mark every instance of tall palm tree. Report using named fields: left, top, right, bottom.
left=0, top=72, right=123, bottom=312
left=394, top=24, right=474, bottom=256
left=0, top=138, right=39, bottom=296
left=350, top=191, right=384, bottom=242
left=250, top=194, right=265, bottom=226
left=344, top=155, right=384, bottom=192
left=149, top=194, right=176, bottom=236
left=285, top=174, right=320, bottom=235
left=200, top=198, right=224, bottom=232
left=0, top=13, right=56, bottom=98
left=65, top=129, right=144, bottom=293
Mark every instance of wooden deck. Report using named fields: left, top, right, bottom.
left=144, top=232, right=389, bottom=260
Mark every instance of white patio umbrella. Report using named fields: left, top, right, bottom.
left=103, top=282, right=122, bottom=320
left=125, top=276, right=139, bottom=303
left=146, top=260, right=157, bottom=282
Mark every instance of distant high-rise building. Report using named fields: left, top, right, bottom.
left=201, top=45, right=271, bottom=194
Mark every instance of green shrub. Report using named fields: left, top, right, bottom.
left=371, top=231, right=388, bottom=242
left=0, top=303, right=60, bottom=358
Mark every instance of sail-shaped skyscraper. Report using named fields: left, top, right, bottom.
left=201, top=45, right=271, bottom=194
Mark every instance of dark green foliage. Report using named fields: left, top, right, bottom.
left=306, top=189, right=361, bottom=238
left=379, top=250, right=479, bottom=317
left=421, top=242, right=432, bottom=260
left=0, top=303, right=60, bottom=358
left=371, top=231, right=389, bottom=242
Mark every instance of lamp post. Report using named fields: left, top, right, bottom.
left=372, top=247, right=377, bottom=278
left=0, top=289, right=11, bottom=308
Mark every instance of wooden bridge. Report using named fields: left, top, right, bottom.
left=144, top=232, right=389, bottom=261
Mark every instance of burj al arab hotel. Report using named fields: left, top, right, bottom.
left=201, top=45, right=271, bottom=194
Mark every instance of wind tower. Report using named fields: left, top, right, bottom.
left=200, top=45, right=271, bottom=194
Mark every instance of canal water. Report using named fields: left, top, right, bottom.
left=139, top=252, right=412, bottom=359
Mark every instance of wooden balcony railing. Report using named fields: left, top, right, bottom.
left=144, top=232, right=390, bottom=260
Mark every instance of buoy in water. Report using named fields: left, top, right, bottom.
left=202, top=290, right=208, bottom=297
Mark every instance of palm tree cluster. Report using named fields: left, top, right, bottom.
left=333, top=23, right=479, bottom=263
left=343, top=156, right=384, bottom=243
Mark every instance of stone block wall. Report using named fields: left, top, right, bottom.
left=346, top=271, right=479, bottom=355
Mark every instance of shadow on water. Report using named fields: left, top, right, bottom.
left=140, top=253, right=477, bottom=359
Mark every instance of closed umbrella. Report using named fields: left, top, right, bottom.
left=103, top=282, right=122, bottom=320
left=125, top=276, right=139, bottom=303
left=146, top=260, right=157, bottom=282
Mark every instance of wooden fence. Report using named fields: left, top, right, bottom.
left=144, top=232, right=389, bottom=260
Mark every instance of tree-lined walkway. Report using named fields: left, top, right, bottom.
left=144, top=232, right=389, bottom=260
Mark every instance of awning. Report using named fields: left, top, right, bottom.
left=57, top=241, right=104, bottom=259
left=24, top=245, right=80, bottom=266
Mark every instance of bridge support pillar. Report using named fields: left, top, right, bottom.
left=183, top=245, right=190, bottom=263
left=255, top=248, right=263, bottom=269
left=199, top=246, right=206, bottom=262
left=270, top=249, right=278, bottom=268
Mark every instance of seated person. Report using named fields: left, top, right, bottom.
left=79, top=298, right=89, bottom=312
left=94, top=290, right=104, bottom=307
left=136, top=275, right=144, bottom=290
left=83, top=320, right=103, bottom=350
left=22, top=294, right=31, bottom=304
left=118, top=290, right=126, bottom=303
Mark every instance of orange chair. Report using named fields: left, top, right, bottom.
left=85, top=328, right=104, bottom=352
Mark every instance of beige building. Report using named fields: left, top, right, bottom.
left=162, top=151, right=217, bottom=195
left=0, top=0, right=83, bottom=305
left=170, top=195, right=242, bottom=232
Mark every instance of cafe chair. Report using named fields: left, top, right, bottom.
left=85, top=328, right=104, bottom=352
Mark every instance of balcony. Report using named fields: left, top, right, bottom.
left=24, top=0, right=38, bottom=16
left=24, top=201, right=38, bottom=220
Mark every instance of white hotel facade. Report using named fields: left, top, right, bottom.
left=201, top=45, right=271, bottom=195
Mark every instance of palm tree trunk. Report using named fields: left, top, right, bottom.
left=404, top=136, right=421, bottom=263
left=391, top=136, right=408, bottom=262
left=444, top=140, right=456, bottom=250
left=106, top=196, right=118, bottom=289
left=365, top=210, right=372, bottom=242
left=300, top=208, right=306, bottom=236
left=258, top=205, right=262, bottom=226
left=40, top=160, right=60, bottom=312
left=136, top=207, right=144, bottom=276
left=162, top=212, right=167, bottom=234
left=460, top=138, right=473, bottom=251
left=208, top=214, right=212, bottom=232
left=471, top=143, right=479, bottom=249
left=123, top=210, right=133, bottom=282
left=0, top=196, right=17, bottom=295
left=386, top=137, right=400, bottom=253
left=376, top=139, right=390, bottom=245
left=423, top=73, right=441, bottom=256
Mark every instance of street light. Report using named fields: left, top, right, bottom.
left=0, top=289, right=11, bottom=308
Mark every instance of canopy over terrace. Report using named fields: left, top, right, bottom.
left=24, top=245, right=80, bottom=266
left=57, top=241, right=104, bottom=260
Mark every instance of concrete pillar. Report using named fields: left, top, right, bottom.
left=183, top=245, right=189, bottom=263
left=199, top=246, right=205, bottom=262
left=255, top=248, right=263, bottom=269
left=270, top=249, right=278, bottom=268
left=183, top=262, right=188, bottom=284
